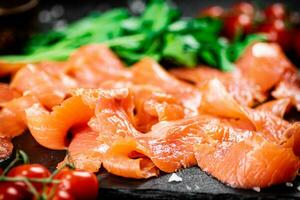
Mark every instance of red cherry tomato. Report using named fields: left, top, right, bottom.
left=8, top=164, right=51, bottom=191
left=264, top=3, right=286, bottom=21
left=199, top=6, right=224, bottom=18
left=232, top=2, right=255, bottom=17
left=55, top=169, right=98, bottom=200
left=0, top=182, right=32, bottom=200
left=52, top=189, right=74, bottom=200
left=223, top=14, right=252, bottom=39
left=256, top=20, right=292, bottom=51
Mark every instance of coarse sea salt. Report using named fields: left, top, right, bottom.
left=168, top=173, right=183, bottom=183
left=285, top=182, right=293, bottom=187
left=253, top=187, right=261, bottom=192
left=297, top=186, right=300, bottom=191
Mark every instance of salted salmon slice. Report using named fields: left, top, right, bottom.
left=97, top=82, right=185, bottom=132
left=11, top=64, right=77, bottom=109
left=131, top=58, right=202, bottom=116
left=272, top=81, right=300, bottom=111
left=0, top=83, right=20, bottom=104
left=58, top=126, right=103, bottom=172
left=255, top=99, right=290, bottom=118
left=0, top=61, right=28, bottom=77
left=199, top=79, right=294, bottom=143
left=198, top=79, right=254, bottom=127
left=194, top=134, right=300, bottom=189
left=236, top=43, right=297, bottom=92
left=0, top=95, right=37, bottom=137
left=65, top=45, right=131, bottom=87
left=132, top=85, right=184, bottom=132
left=88, top=91, right=139, bottom=143
left=171, top=67, right=265, bottom=107
left=103, top=137, right=159, bottom=179
left=26, top=96, right=94, bottom=150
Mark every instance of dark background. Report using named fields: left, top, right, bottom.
left=1, top=1, right=300, bottom=199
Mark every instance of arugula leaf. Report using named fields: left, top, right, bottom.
left=0, top=0, right=265, bottom=72
left=162, top=34, right=199, bottom=67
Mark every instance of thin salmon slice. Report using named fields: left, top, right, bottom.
left=26, top=96, right=94, bottom=150
left=195, top=134, right=300, bottom=189
left=255, top=98, right=290, bottom=118
left=103, top=137, right=159, bottom=179
left=131, top=58, right=202, bottom=116
left=236, top=43, right=297, bottom=92
left=272, top=81, right=300, bottom=111
left=0, top=62, right=28, bottom=77
left=11, top=64, right=77, bottom=109
left=97, top=82, right=185, bottom=132
left=0, top=83, right=20, bottom=104
left=0, top=95, right=37, bottom=137
left=199, top=79, right=296, bottom=144
left=198, top=79, right=254, bottom=128
left=132, top=85, right=184, bottom=132
left=65, top=45, right=131, bottom=87
left=171, top=67, right=265, bottom=107
left=58, top=126, right=103, bottom=172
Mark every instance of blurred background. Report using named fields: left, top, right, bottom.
left=0, top=0, right=300, bottom=64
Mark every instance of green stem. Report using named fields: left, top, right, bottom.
left=23, top=178, right=40, bottom=200
left=2, top=150, right=26, bottom=175
left=0, top=176, right=61, bottom=184
left=104, top=33, right=146, bottom=47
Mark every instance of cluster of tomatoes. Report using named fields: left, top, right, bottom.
left=0, top=164, right=98, bottom=200
left=200, top=2, right=300, bottom=57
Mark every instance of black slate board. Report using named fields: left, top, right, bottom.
left=2, top=0, right=300, bottom=199
left=11, top=131, right=300, bottom=200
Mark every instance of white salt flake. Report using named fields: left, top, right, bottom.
left=286, top=182, right=293, bottom=187
left=253, top=187, right=261, bottom=192
left=168, top=173, right=182, bottom=183
left=297, top=186, right=300, bottom=191
left=186, top=185, right=191, bottom=190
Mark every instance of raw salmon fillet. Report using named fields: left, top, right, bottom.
left=0, top=95, right=37, bottom=137
left=65, top=45, right=131, bottom=87
left=171, top=67, right=265, bottom=107
left=26, top=96, right=94, bottom=150
left=131, top=58, right=202, bottom=116
left=11, top=64, right=77, bottom=109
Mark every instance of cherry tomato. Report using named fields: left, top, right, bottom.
left=52, top=189, right=74, bottom=200
left=55, top=169, right=98, bottom=200
left=256, top=20, right=292, bottom=51
left=232, top=2, right=255, bottom=17
left=199, top=6, right=224, bottom=18
left=264, top=3, right=286, bottom=21
left=223, top=14, right=252, bottom=39
left=8, top=164, right=51, bottom=191
left=0, top=182, right=32, bottom=200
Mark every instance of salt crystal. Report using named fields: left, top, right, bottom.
left=297, top=186, right=300, bottom=191
left=286, top=182, right=293, bottom=187
left=186, top=185, right=191, bottom=190
left=253, top=187, right=261, bottom=192
left=168, top=173, right=182, bottom=183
